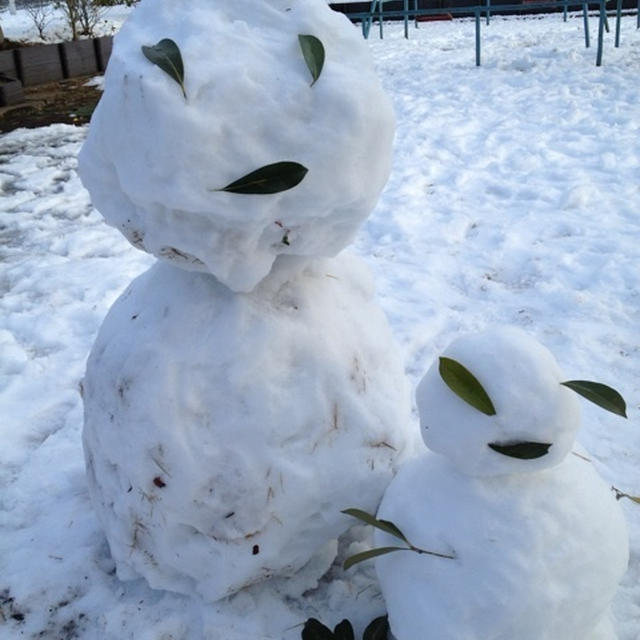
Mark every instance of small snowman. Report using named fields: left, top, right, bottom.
left=370, top=327, right=629, bottom=640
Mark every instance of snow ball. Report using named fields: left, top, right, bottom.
left=78, top=0, right=395, bottom=292
left=82, top=253, right=412, bottom=602
left=416, top=327, right=581, bottom=476
left=375, top=451, right=628, bottom=640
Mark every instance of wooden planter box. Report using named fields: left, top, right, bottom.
left=0, top=49, right=18, bottom=78
left=94, top=36, right=113, bottom=72
left=0, top=74, right=24, bottom=107
left=15, top=43, right=64, bottom=87
left=60, top=38, right=98, bottom=78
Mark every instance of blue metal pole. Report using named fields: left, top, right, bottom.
left=404, top=0, right=409, bottom=38
left=563, top=1, right=568, bottom=21
left=486, top=0, right=491, bottom=25
left=596, top=0, right=605, bottom=65
left=475, top=8, right=481, bottom=65
left=379, top=0, right=384, bottom=39
left=615, top=0, right=622, bottom=46
left=583, top=3, right=590, bottom=47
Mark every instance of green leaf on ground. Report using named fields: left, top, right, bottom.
left=333, top=619, right=355, bottom=640
left=363, top=615, right=390, bottom=640
left=302, top=618, right=334, bottom=640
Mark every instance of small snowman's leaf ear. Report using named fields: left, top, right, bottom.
left=343, top=546, right=407, bottom=571
left=363, top=615, right=390, bottom=640
left=488, top=441, right=552, bottom=460
left=341, top=508, right=410, bottom=545
left=298, top=34, right=325, bottom=86
left=333, top=619, right=355, bottom=640
left=302, top=618, right=335, bottom=640
left=141, top=38, right=186, bottom=99
left=561, top=380, right=627, bottom=418
left=439, top=357, right=497, bottom=416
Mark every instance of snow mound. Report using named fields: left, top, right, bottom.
left=82, top=254, right=413, bottom=602
left=416, top=327, right=582, bottom=476
left=375, top=451, right=628, bottom=640
left=78, top=0, right=395, bottom=292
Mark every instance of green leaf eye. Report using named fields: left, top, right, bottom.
left=488, top=441, right=552, bottom=460
left=298, top=34, right=325, bottom=86
left=438, top=357, right=497, bottom=416
left=561, top=380, right=627, bottom=418
left=141, top=38, right=186, bottom=99
left=215, top=162, right=308, bottom=195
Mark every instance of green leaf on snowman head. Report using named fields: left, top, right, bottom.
left=438, top=357, right=497, bottom=416
left=488, top=441, right=552, bottom=460
left=561, top=380, right=627, bottom=418
left=215, top=162, right=308, bottom=195
left=298, top=34, right=325, bottom=86
left=141, top=38, right=186, bottom=99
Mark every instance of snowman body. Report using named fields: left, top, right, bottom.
left=83, top=255, right=413, bottom=601
left=375, top=451, right=628, bottom=640
left=79, top=0, right=412, bottom=602
left=374, top=328, right=629, bottom=640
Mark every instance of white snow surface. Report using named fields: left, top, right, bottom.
left=1, top=9, right=640, bottom=640
left=78, top=0, right=395, bottom=292
left=417, top=327, right=582, bottom=476
left=375, top=450, right=629, bottom=639
left=0, top=3, right=128, bottom=43
left=83, top=255, right=413, bottom=602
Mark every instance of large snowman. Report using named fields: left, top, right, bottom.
left=79, top=0, right=414, bottom=602
left=374, top=327, right=629, bottom=640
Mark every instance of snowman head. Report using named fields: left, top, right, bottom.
left=417, top=327, right=588, bottom=477
left=78, top=0, right=395, bottom=293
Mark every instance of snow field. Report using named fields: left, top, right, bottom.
left=0, top=9, right=639, bottom=640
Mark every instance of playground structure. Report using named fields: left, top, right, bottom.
left=338, top=0, right=639, bottom=65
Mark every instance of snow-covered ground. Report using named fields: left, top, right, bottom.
left=1, top=5, right=639, bottom=639
left=0, top=2, right=129, bottom=43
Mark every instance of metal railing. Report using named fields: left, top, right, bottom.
left=347, top=0, right=616, bottom=65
